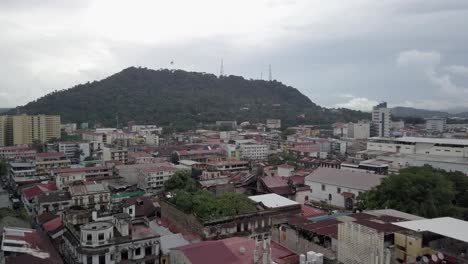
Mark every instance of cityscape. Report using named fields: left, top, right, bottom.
left=1, top=1, right=468, bottom=264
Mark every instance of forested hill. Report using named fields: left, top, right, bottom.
left=11, top=67, right=369, bottom=129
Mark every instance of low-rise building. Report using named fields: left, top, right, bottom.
left=305, top=167, right=385, bottom=209
left=425, top=118, right=447, bottom=132
left=0, top=145, right=36, bottom=160
left=8, top=161, right=37, bottom=186
left=54, top=171, right=87, bottom=190
left=69, top=183, right=111, bottom=211
left=58, top=141, right=81, bottom=162
left=239, top=143, right=269, bottom=160
left=137, top=165, right=178, bottom=194
left=37, top=191, right=72, bottom=215
left=266, top=119, right=281, bottom=129
left=102, top=147, right=128, bottom=164
left=35, top=152, right=71, bottom=176
left=52, top=166, right=113, bottom=182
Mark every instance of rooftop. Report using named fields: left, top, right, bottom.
left=305, top=167, right=385, bottom=191
left=248, top=193, right=299, bottom=208
left=370, top=136, right=468, bottom=146
left=69, top=183, right=108, bottom=196
left=393, top=217, right=468, bottom=243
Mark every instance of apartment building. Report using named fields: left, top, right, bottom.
left=35, top=152, right=71, bottom=176
left=102, top=147, right=128, bottom=164
left=69, top=182, right=111, bottom=211
left=347, top=121, right=370, bottom=139
left=58, top=141, right=80, bottom=161
left=425, top=118, right=447, bottom=132
left=0, top=145, right=36, bottom=160
left=137, top=165, right=178, bottom=194
left=0, top=114, right=61, bottom=146
left=371, top=102, right=391, bottom=138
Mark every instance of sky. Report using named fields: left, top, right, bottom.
left=1, top=0, right=468, bottom=112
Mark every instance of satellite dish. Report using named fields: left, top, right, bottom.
left=431, top=255, right=438, bottom=262
left=422, top=256, right=429, bottom=263
left=437, top=252, right=444, bottom=260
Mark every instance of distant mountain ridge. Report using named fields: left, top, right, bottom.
left=391, top=107, right=468, bottom=119
left=10, top=67, right=369, bottom=129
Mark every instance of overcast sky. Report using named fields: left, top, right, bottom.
left=1, top=0, right=468, bottom=111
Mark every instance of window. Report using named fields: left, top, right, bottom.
left=328, top=194, right=332, bottom=201
left=337, top=187, right=341, bottom=194
left=129, top=208, right=133, bottom=215
left=135, top=247, right=141, bottom=256
left=99, top=255, right=105, bottom=264
left=87, top=234, right=92, bottom=241
left=87, top=256, right=93, bottom=264
left=145, top=246, right=152, bottom=256
left=98, top=233, right=104, bottom=240
left=121, top=250, right=128, bottom=260
left=321, top=184, right=326, bottom=191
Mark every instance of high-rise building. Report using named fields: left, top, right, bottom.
left=371, top=102, right=391, bottom=137
left=0, top=114, right=61, bottom=146
left=425, top=118, right=446, bottom=132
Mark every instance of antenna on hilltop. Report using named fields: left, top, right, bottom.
left=219, top=59, right=224, bottom=77
left=260, top=72, right=263, bottom=80
left=268, top=64, right=272, bottom=81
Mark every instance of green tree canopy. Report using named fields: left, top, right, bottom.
left=164, top=170, right=197, bottom=193
left=357, top=166, right=457, bottom=218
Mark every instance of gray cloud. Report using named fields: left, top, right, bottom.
left=1, top=0, right=468, bottom=112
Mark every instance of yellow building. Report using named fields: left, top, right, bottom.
left=0, top=114, right=61, bottom=146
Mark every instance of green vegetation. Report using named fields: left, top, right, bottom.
left=0, top=159, right=7, bottom=176
left=357, top=166, right=468, bottom=219
left=0, top=207, right=30, bottom=222
left=12, top=67, right=369, bottom=130
left=267, top=151, right=300, bottom=167
left=165, top=170, right=257, bottom=220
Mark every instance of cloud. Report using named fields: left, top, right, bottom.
left=396, top=49, right=468, bottom=96
left=446, top=65, right=468, bottom=77
left=335, top=97, right=379, bottom=112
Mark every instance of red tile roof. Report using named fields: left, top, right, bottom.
left=43, top=217, right=63, bottom=233
left=174, top=241, right=239, bottom=264
left=54, top=166, right=109, bottom=174
left=278, top=164, right=295, bottom=169
left=301, top=205, right=327, bottom=218
left=22, top=182, right=57, bottom=199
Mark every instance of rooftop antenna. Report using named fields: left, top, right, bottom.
left=220, top=59, right=224, bottom=77
left=260, top=72, right=263, bottom=80
left=268, top=64, right=272, bottom=81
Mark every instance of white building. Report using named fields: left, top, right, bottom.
left=102, top=147, right=128, bottom=164
left=62, top=123, right=77, bottom=133
left=367, top=137, right=468, bottom=158
left=371, top=102, right=391, bottom=138
left=69, top=183, right=111, bottom=211
left=266, top=119, right=281, bottom=129
left=425, top=118, right=447, bottom=132
left=277, top=164, right=294, bottom=177
left=347, top=122, right=370, bottom=139
left=58, top=141, right=80, bottom=161
left=305, top=167, right=384, bottom=209
left=333, top=123, right=348, bottom=138
left=137, top=165, right=178, bottom=194
left=239, top=143, right=269, bottom=160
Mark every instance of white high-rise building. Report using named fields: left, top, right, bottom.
left=425, top=118, right=446, bottom=132
left=371, top=102, right=391, bottom=138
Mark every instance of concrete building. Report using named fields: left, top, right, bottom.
left=0, top=145, right=36, bottom=160
left=305, top=167, right=385, bottom=209
left=371, top=102, right=391, bottom=138
left=58, top=141, right=80, bottom=162
left=239, top=143, right=269, bottom=160
left=69, top=183, right=111, bottom=211
left=62, top=123, right=77, bottom=133
left=425, top=117, right=447, bottom=132
left=35, top=152, right=71, bottom=176
left=36, top=191, right=72, bottom=214
left=9, top=161, right=38, bottom=185
left=347, top=121, right=370, bottom=139
left=333, top=123, right=348, bottom=138
left=0, top=115, right=6, bottom=146
left=266, top=119, right=281, bottom=129
left=1, top=114, right=61, bottom=146
left=137, top=165, right=178, bottom=194
left=52, top=166, right=113, bottom=182
left=102, top=147, right=128, bottom=164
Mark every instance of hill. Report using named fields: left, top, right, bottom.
left=11, top=67, right=369, bottom=130
left=391, top=107, right=450, bottom=118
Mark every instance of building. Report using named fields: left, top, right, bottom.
left=137, top=165, right=178, bottom=194
left=36, top=191, right=72, bottom=214
left=277, top=164, right=294, bottom=177
left=9, top=161, right=38, bottom=186
left=54, top=171, right=87, bottom=190
left=1, top=227, right=63, bottom=264
left=62, top=123, right=77, bottom=134
left=393, top=217, right=468, bottom=263
left=371, top=102, right=391, bottom=138
left=170, top=236, right=298, bottom=264
left=0, top=145, right=36, bottom=160
left=425, top=117, right=447, bottom=132
left=347, top=121, right=370, bottom=139
left=35, top=152, right=71, bottom=176
left=333, top=123, right=348, bottom=138
left=69, top=183, right=111, bottom=211
left=0, top=114, right=61, bottom=146
left=52, top=166, right=113, bottom=182
left=239, top=143, right=269, bottom=160
left=171, top=149, right=225, bottom=163
left=266, top=119, right=281, bottom=129
left=0, top=115, right=7, bottom=146
left=58, top=142, right=80, bottom=162
left=102, top=147, right=128, bottom=164
left=216, top=120, right=237, bottom=129
left=367, top=137, right=468, bottom=158
left=205, top=160, right=249, bottom=172
left=305, top=167, right=385, bottom=209
left=61, top=213, right=160, bottom=264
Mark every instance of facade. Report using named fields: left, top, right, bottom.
left=266, top=119, right=281, bottom=129
left=332, top=123, right=348, bottom=138
left=239, top=143, right=269, bottom=160
left=102, top=147, right=128, bottom=164
left=137, top=165, right=178, bottom=194
left=371, top=102, right=391, bottom=138
left=425, top=118, right=447, bottom=132
left=52, top=166, right=113, bottom=182
left=35, top=152, right=71, bottom=176
left=367, top=136, right=468, bottom=158
left=59, top=142, right=80, bottom=161
left=0, top=145, right=36, bottom=160
left=69, top=183, right=111, bottom=211
left=62, top=215, right=160, bottom=264
left=9, top=161, right=38, bottom=185
left=305, top=167, right=384, bottom=209
left=36, top=191, right=72, bottom=214
left=0, top=114, right=60, bottom=146
left=347, top=121, right=370, bottom=139
left=55, top=171, right=87, bottom=190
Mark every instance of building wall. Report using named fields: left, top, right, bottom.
left=372, top=106, right=391, bottom=138
left=304, top=181, right=363, bottom=208
left=338, top=222, right=389, bottom=264
left=0, top=114, right=61, bottom=145
left=0, top=116, right=6, bottom=146
left=367, top=141, right=468, bottom=158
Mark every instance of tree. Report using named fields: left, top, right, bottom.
left=0, top=159, right=7, bottom=176
left=171, top=190, right=194, bottom=213
left=31, top=139, right=45, bottom=152
left=192, top=190, right=219, bottom=220
left=217, top=192, right=257, bottom=216
left=164, top=170, right=197, bottom=193
left=358, top=166, right=456, bottom=218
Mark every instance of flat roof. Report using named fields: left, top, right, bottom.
left=393, top=217, right=468, bottom=243
left=305, top=167, right=385, bottom=191
left=370, top=136, right=468, bottom=146
left=248, top=193, right=298, bottom=208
